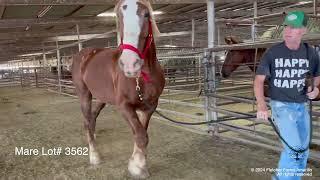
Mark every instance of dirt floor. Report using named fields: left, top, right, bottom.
left=0, top=87, right=319, bottom=180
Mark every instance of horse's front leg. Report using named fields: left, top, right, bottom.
left=79, top=91, right=101, bottom=165
left=119, top=104, right=153, bottom=179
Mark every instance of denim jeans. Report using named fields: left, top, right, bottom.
left=270, top=100, right=311, bottom=180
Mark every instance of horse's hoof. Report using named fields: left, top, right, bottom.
left=128, top=168, right=150, bottom=179
left=89, top=151, right=101, bottom=165
left=128, top=159, right=150, bottom=179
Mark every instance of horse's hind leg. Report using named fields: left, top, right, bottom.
left=79, top=90, right=101, bottom=165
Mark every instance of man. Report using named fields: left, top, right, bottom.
left=254, top=11, right=320, bottom=180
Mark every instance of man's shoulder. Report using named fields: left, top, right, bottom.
left=304, top=43, right=317, bottom=52
left=262, top=42, right=284, bottom=58
left=268, top=42, right=285, bottom=51
left=303, top=43, right=319, bottom=60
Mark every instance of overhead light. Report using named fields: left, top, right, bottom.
left=219, top=55, right=226, bottom=60
left=37, top=6, right=52, bottom=18
left=97, top=12, right=116, bottom=17
left=18, top=53, right=43, bottom=57
left=220, top=8, right=232, bottom=12
left=163, top=45, right=177, bottom=48
left=233, top=8, right=242, bottom=11
left=152, top=11, right=163, bottom=15
left=97, top=11, right=163, bottom=17
left=0, top=65, right=12, bottom=70
left=297, top=1, right=312, bottom=5
left=25, top=25, right=30, bottom=31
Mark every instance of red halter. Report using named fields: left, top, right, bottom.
left=119, top=20, right=154, bottom=83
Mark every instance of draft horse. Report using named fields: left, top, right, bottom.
left=71, top=0, right=165, bottom=178
left=221, top=36, right=266, bottom=78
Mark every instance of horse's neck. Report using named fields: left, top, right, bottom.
left=144, top=42, right=158, bottom=70
left=248, top=48, right=265, bottom=62
left=247, top=48, right=266, bottom=71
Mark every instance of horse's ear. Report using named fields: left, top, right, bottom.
left=225, top=37, right=233, bottom=45
left=230, top=37, right=239, bottom=44
left=225, top=36, right=241, bottom=44
left=225, top=36, right=237, bottom=44
left=114, top=1, right=120, bottom=15
left=151, top=20, right=161, bottom=38
left=146, top=0, right=161, bottom=38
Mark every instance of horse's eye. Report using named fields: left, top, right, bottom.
left=144, top=12, right=150, bottom=18
left=122, top=5, right=127, bottom=10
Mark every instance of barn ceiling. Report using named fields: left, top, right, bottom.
left=0, top=0, right=318, bottom=62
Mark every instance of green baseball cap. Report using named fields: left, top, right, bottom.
left=283, top=11, right=308, bottom=28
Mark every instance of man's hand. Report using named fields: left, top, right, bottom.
left=256, top=103, right=269, bottom=120
left=307, top=86, right=319, bottom=99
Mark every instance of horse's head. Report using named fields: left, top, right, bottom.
left=221, top=36, right=245, bottom=78
left=115, top=0, right=160, bottom=78
left=221, top=50, right=249, bottom=78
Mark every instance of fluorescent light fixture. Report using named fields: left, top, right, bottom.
left=163, top=45, right=177, bottom=48
left=219, top=8, right=232, bottom=12
left=297, top=1, right=312, bottom=5
left=97, top=12, right=116, bottom=17
left=0, top=64, right=13, bottom=70
left=219, top=55, right=226, bottom=60
left=233, top=8, right=242, bottom=11
left=18, top=53, right=43, bottom=57
left=25, top=25, right=30, bottom=31
left=37, top=6, right=52, bottom=18
left=97, top=11, right=163, bottom=17
left=152, top=11, right=163, bottom=15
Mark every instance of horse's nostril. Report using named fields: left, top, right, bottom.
left=124, top=71, right=140, bottom=77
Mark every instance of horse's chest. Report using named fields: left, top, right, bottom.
left=141, top=84, right=158, bottom=98
left=123, top=82, right=159, bottom=103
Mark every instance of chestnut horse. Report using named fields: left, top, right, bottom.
left=221, top=36, right=266, bottom=78
left=72, top=0, right=165, bottom=178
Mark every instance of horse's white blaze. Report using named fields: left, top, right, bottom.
left=122, top=0, right=141, bottom=50
left=119, top=0, right=143, bottom=75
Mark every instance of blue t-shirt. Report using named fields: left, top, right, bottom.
left=256, top=42, right=320, bottom=102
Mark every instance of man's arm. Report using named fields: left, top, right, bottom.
left=307, top=48, right=320, bottom=100
left=307, top=76, right=320, bottom=99
left=254, top=75, right=268, bottom=120
left=313, top=76, right=320, bottom=87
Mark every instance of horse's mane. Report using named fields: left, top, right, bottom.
left=114, top=0, right=160, bottom=37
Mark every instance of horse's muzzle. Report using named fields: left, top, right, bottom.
left=221, top=71, right=230, bottom=78
left=124, top=71, right=140, bottom=78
